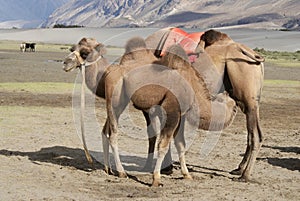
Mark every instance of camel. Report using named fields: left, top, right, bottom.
left=145, top=28, right=265, bottom=182
left=197, top=30, right=264, bottom=182
left=63, top=38, right=109, bottom=98
left=63, top=37, right=167, bottom=173
left=103, top=38, right=237, bottom=186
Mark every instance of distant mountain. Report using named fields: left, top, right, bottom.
left=0, top=0, right=69, bottom=28
left=1, top=0, right=299, bottom=30
left=42, top=0, right=300, bottom=30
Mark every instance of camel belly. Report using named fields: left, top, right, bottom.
left=124, top=64, right=195, bottom=113
left=131, top=85, right=167, bottom=110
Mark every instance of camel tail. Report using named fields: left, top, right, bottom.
left=238, top=44, right=265, bottom=63
left=125, top=37, right=147, bottom=53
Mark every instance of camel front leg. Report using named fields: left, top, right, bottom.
left=105, top=80, right=129, bottom=178
left=107, top=105, right=128, bottom=178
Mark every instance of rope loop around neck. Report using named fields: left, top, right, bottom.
left=73, top=50, right=103, bottom=69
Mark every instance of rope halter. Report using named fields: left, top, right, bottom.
left=73, top=50, right=103, bottom=69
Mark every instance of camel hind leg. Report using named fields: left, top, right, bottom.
left=173, top=116, right=192, bottom=180
left=143, top=108, right=174, bottom=174
left=152, top=100, right=181, bottom=187
left=231, top=104, right=263, bottom=181
left=142, top=111, right=158, bottom=171
left=225, top=59, right=264, bottom=181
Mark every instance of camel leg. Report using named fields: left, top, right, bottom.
left=143, top=109, right=174, bottom=174
left=152, top=102, right=180, bottom=187
left=174, top=117, right=192, bottom=179
left=106, top=97, right=129, bottom=178
left=102, top=119, right=113, bottom=175
left=109, top=107, right=129, bottom=178
left=232, top=105, right=263, bottom=181
left=142, top=111, right=157, bottom=171
left=161, top=146, right=173, bottom=175
left=154, top=106, right=174, bottom=174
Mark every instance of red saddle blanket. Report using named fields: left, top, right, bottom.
left=160, top=28, right=204, bottom=62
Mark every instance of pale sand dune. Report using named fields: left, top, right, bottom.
left=0, top=28, right=299, bottom=51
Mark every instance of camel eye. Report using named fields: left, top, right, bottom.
left=80, top=47, right=91, bottom=59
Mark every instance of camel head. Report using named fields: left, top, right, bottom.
left=63, top=38, right=106, bottom=72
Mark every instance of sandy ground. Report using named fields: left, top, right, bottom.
left=0, top=42, right=299, bottom=200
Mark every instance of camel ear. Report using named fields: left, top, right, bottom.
left=79, top=38, right=88, bottom=46
left=95, top=43, right=107, bottom=55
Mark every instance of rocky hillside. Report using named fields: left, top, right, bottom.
left=42, top=0, right=300, bottom=30
left=0, top=0, right=68, bottom=28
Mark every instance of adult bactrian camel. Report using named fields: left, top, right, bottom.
left=103, top=38, right=237, bottom=186
left=145, top=28, right=264, bottom=182
left=197, top=30, right=264, bottom=182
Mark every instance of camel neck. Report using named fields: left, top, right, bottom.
left=84, top=57, right=108, bottom=97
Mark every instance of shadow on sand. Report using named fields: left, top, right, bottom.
left=0, top=146, right=243, bottom=185
left=0, top=146, right=101, bottom=171
left=0, top=146, right=157, bottom=186
left=259, top=145, right=300, bottom=171
left=0, top=146, right=151, bottom=172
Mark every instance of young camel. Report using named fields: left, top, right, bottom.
left=103, top=39, right=237, bottom=186
left=63, top=37, right=165, bottom=173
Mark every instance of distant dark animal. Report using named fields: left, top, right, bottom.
left=20, top=42, right=36, bottom=52
left=29, top=43, right=36, bottom=52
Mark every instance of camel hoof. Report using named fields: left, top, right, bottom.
left=230, top=168, right=242, bottom=175
left=118, top=171, right=128, bottom=178
left=104, top=167, right=114, bottom=175
left=152, top=180, right=163, bottom=187
left=232, top=176, right=249, bottom=183
left=184, top=174, right=193, bottom=180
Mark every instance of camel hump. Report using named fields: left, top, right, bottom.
left=200, top=29, right=231, bottom=47
left=161, top=44, right=189, bottom=70
left=125, top=37, right=147, bottom=53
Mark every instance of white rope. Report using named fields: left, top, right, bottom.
left=83, top=55, right=103, bottom=67
left=80, top=64, right=94, bottom=164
